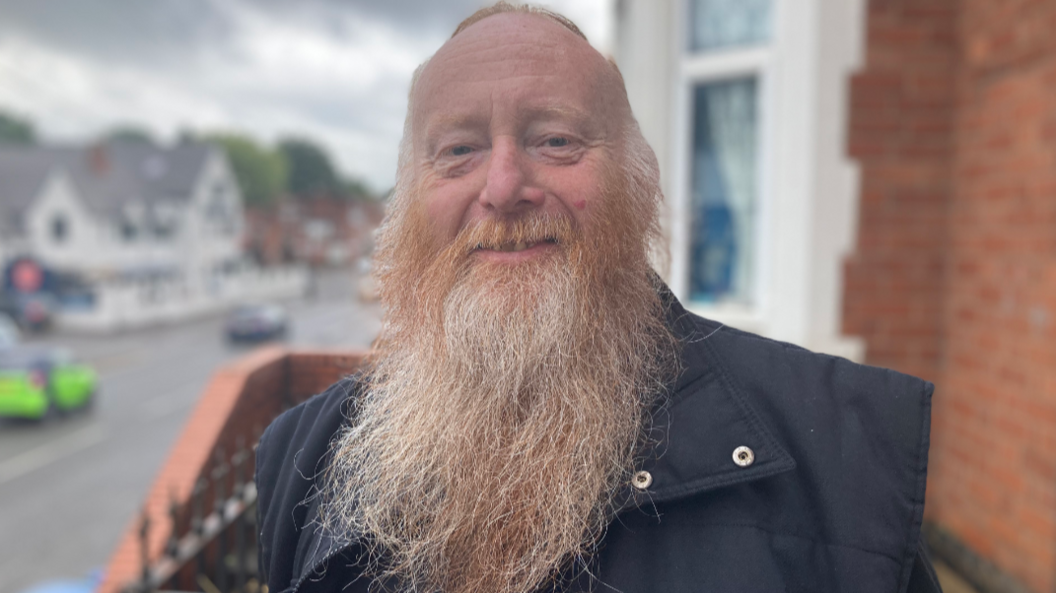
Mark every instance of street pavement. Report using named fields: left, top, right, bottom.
left=0, top=268, right=381, bottom=593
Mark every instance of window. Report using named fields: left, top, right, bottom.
left=149, top=204, right=180, bottom=240
left=206, top=181, right=237, bottom=235
left=120, top=220, right=137, bottom=242
left=689, top=78, right=758, bottom=303
left=689, top=0, right=773, bottom=51
left=51, top=214, right=68, bottom=244
left=675, top=0, right=773, bottom=307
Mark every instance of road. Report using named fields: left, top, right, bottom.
left=0, top=269, right=381, bottom=593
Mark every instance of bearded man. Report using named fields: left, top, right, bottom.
left=255, top=4, right=942, bottom=593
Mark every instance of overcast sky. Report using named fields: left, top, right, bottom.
left=0, top=0, right=614, bottom=192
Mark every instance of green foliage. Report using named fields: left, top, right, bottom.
left=0, top=111, right=35, bottom=145
left=339, top=178, right=371, bottom=199
left=198, top=129, right=375, bottom=204
left=208, top=133, right=289, bottom=207
left=278, top=137, right=339, bottom=197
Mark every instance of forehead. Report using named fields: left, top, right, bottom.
left=412, top=14, right=621, bottom=137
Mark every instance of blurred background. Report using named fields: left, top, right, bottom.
left=0, top=1, right=1052, bottom=593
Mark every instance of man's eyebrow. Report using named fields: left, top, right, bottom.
left=522, top=105, right=592, bottom=126
left=425, top=113, right=488, bottom=136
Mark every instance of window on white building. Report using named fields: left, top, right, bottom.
left=677, top=0, right=773, bottom=306
left=120, top=220, right=137, bottom=242
left=51, top=214, right=68, bottom=244
left=207, top=181, right=239, bottom=236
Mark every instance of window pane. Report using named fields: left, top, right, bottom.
left=689, top=77, right=758, bottom=304
left=689, top=0, right=773, bottom=52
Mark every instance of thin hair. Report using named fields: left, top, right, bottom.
left=451, top=2, right=587, bottom=40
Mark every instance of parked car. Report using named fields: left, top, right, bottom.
left=225, top=303, right=289, bottom=343
left=0, top=333, right=97, bottom=421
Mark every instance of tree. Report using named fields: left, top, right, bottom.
left=0, top=111, right=35, bottom=145
left=339, top=177, right=375, bottom=201
left=208, top=134, right=289, bottom=207
left=278, top=137, right=339, bottom=197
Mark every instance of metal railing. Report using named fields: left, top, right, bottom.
left=125, top=438, right=263, bottom=593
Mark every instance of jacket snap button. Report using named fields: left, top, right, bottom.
left=632, top=470, right=653, bottom=490
left=732, top=446, right=755, bottom=467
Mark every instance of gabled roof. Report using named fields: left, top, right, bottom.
left=0, top=139, right=216, bottom=234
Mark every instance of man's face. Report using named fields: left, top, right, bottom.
left=409, top=13, right=629, bottom=261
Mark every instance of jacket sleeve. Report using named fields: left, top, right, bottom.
left=255, top=418, right=279, bottom=587
left=254, top=380, right=359, bottom=593
left=906, top=537, right=944, bottom=593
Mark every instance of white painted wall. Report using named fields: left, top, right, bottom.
left=56, top=265, right=308, bottom=333
left=21, top=147, right=245, bottom=285
left=180, top=149, right=246, bottom=291
left=615, top=0, right=865, bottom=360
left=24, top=171, right=100, bottom=269
left=10, top=146, right=274, bottom=333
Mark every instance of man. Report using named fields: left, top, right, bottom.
left=256, top=4, right=942, bottom=592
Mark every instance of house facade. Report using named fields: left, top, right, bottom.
left=0, top=139, right=308, bottom=332
left=616, top=1, right=1056, bottom=592
left=0, top=139, right=244, bottom=289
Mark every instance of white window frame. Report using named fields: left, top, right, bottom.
left=668, top=0, right=782, bottom=332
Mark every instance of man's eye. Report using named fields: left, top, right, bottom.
left=546, top=137, right=570, bottom=148
left=449, top=145, right=473, bottom=156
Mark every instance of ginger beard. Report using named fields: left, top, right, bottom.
left=324, top=157, right=679, bottom=593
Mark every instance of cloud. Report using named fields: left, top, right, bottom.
left=0, top=0, right=612, bottom=192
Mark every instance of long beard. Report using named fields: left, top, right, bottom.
left=323, top=169, right=678, bottom=593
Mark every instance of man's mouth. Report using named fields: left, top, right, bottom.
left=476, top=238, right=559, bottom=253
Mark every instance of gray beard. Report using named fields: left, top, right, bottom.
left=323, top=217, right=678, bottom=593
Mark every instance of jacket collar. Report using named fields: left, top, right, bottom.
left=294, top=289, right=799, bottom=587
left=617, top=291, right=796, bottom=511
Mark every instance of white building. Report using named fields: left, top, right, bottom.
left=0, top=139, right=307, bottom=332
left=615, top=0, right=865, bottom=360
left=0, top=139, right=244, bottom=290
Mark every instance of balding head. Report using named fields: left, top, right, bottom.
left=411, top=10, right=631, bottom=142
left=450, top=1, right=588, bottom=40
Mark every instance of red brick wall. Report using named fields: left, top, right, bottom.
left=931, top=1, right=1056, bottom=590
left=845, top=0, right=1056, bottom=590
left=843, top=0, right=959, bottom=383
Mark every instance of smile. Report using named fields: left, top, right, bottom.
left=476, top=238, right=558, bottom=253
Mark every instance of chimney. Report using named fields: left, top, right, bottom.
left=88, top=144, right=110, bottom=175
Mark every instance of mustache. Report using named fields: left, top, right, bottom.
left=453, top=214, right=576, bottom=254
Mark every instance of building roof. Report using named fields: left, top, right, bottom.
left=0, top=139, right=216, bottom=234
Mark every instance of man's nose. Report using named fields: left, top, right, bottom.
left=479, top=138, right=545, bottom=213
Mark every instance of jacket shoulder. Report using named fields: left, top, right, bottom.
left=678, top=312, right=934, bottom=421
left=255, top=376, right=362, bottom=592
left=675, top=312, right=934, bottom=591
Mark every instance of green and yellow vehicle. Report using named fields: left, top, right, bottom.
left=0, top=316, right=97, bottom=420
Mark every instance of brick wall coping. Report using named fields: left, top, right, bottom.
left=99, top=346, right=366, bottom=593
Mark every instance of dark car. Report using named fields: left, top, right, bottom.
left=0, top=292, right=54, bottom=333
left=225, top=304, right=289, bottom=343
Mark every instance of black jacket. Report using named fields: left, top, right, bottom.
left=256, top=296, right=943, bottom=593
